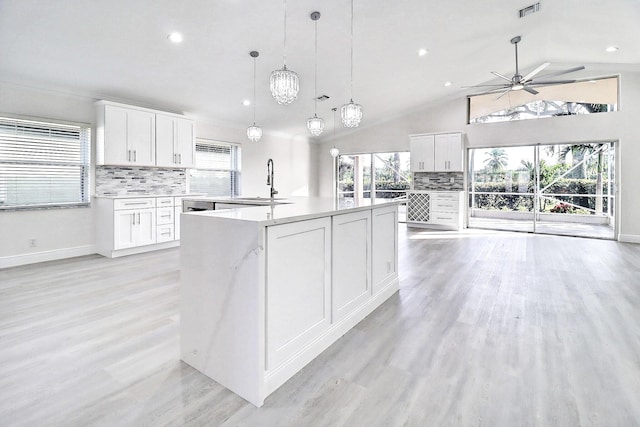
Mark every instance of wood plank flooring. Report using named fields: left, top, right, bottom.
left=1, top=226, right=639, bottom=426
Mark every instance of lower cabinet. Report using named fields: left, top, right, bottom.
left=96, top=196, right=181, bottom=258
left=372, top=204, right=398, bottom=295
left=265, top=217, right=332, bottom=370
left=407, top=190, right=464, bottom=230
left=332, top=210, right=371, bottom=323
left=114, top=208, right=156, bottom=249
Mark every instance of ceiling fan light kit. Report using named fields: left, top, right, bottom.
left=465, top=35, right=585, bottom=99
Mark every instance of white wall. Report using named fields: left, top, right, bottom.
left=317, top=70, right=640, bottom=242
left=0, top=84, right=316, bottom=266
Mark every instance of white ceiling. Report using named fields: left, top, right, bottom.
left=1, top=0, right=639, bottom=140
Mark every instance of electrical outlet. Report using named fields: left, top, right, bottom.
left=450, top=177, right=455, bottom=183
left=29, top=238, right=37, bottom=247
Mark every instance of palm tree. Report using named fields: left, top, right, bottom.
left=484, top=148, right=508, bottom=173
left=556, top=143, right=606, bottom=214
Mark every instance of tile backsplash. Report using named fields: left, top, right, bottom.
left=413, top=171, right=464, bottom=191
left=95, top=166, right=187, bottom=196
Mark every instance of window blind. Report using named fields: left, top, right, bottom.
left=189, top=140, right=241, bottom=197
left=0, top=117, right=91, bottom=209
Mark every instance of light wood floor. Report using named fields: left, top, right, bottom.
left=1, top=226, right=639, bottom=426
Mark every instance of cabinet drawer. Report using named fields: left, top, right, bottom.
left=156, top=224, right=175, bottom=242
left=157, top=207, right=175, bottom=225
left=156, top=197, right=174, bottom=207
left=114, top=198, right=155, bottom=210
left=431, top=198, right=459, bottom=212
left=429, top=212, right=459, bottom=225
left=431, top=192, right=459, bottom=202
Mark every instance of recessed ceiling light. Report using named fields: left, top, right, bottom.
left=168, top=32, right=183, bottom=43
left=444, top=81, right=452, bottom=87
left=588, top=80, right=597, bottom=83
left=242, top=99, right=251, bottom=106
left=605, top=46, right=618, bottom=52
left=417, top=48, right=428, bottom=57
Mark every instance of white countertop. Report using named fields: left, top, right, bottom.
left=94, top=193, right=205, bottom=199
left=183, top=197, right=399, bottom=226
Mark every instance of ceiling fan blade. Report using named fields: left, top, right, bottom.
left=528, top=79, right=577, bottom=86
left=461, top=84, right=510, bottom=89
left=491, top=71, right=513, bottom=82
left=495, top=88, right=512, bottom=100
left=522, top=62, right=550, bottom=82
left=535, top=66, right=585, bottom=80
left=523, top=86, right=539, bottom=95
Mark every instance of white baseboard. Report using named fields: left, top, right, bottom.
left=0, top=245, right=97, bottom=269
left=618, top=234, right=640, bottom=244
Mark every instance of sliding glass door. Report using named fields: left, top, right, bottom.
left=468, top=142, right=615, bottom=239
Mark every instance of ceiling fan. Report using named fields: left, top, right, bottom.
left=464, top=36, right=585, bottom=99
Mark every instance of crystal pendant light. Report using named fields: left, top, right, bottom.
left=307, top=11, right=325, bottom=136
left=270, top=0, right=299, bottom=105
left=329, top=108, right=339, bottom=158
left=247, top=51, right=262, bottom=143
left=341, top=0, right=362, bottom=128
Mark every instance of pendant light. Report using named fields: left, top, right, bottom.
left=329, top=108, right=339, bottom=158
left=270, top=0, right=299, bottom=105
left=247, top=51, right=262, bottom=143
left=307, top=11, right=325, bottom=136
left=341, top=0, right=362, bottom=128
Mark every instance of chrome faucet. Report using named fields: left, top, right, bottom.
left=266, top=158, right=278, bottom=199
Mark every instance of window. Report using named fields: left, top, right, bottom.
left=468, top=76, right=619, bottom=124
left=189, top=139, right=241, bottom=196
left=337, top=151, right=411, bottom=201
left=0, top=116, right=91, bottom=209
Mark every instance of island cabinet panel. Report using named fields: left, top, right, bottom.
left=265, top=217, right=332, bottom=371
left=332, top=210, right=372, bottom=323
left=372, top=204, right=399, bottom=295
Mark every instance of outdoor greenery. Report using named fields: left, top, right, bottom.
left=338, top=153, right=411, bottom=199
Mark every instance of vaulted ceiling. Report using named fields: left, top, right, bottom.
left=1, top=0, right=639, bottom=140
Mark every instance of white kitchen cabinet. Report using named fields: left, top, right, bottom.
left=174, top=206, right=182, bottom=240
left=96, top=196, right=182, bottom=258
left=434, top=133, right=464, bottom=172
left=409, top=134, right=435, bottom=172
left=332, top=210, right=371, bottom=323
left=410, top=132, right=463, bottom=172
left=371, top=204, right=398, bottom=295
left=114, top=208, right=156, bottom=250
left=266, top=217, right=332, bottom=370
left=407, top=190, right=464, bottom=230
left=156, top=114, right=195, bottom=168
left=98, top=103, right=156, bottom=166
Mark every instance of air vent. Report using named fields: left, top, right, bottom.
left=519, top=2, right=540, bottom=18
left=316, top=95, right=330, bottom=101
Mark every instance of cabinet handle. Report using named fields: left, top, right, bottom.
left=127, top=150, right=131, bottom=161
left=133, top=150, right=137, bottom=162
left=123, top=202, right=148, bottom=206
left=136, top=212, right=140, bottom=224
left=178, top=154, right=181, bottom=164
left=132, top=213, right=135, bottom=226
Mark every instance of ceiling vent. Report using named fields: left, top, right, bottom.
left=316, top=95, right=330, bottom=101
left=519, top=2, right=540, bottom=18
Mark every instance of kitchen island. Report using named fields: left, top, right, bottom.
left=180, top=197, right=399, bottom=407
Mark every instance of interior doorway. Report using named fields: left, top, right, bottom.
left=468, top=142, right=616, bottom=239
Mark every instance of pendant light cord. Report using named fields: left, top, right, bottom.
left=349, top=0, right=354, bottom=101
left=253, top=56, right=257, bottom=123
left=314, top=17, right=318, bottom=115
left=283, top=0, right=287, bottom=67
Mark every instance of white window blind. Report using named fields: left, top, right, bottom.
left=0, top=116, right=91, bottom=209
left=189, top=140, right=241, bottom=196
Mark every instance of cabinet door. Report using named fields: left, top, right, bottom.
left=266, top=217, right=332, bottom=371
left=175, top=118, right=195, bottom=168
left=410, top=135, right=434, bottom=172
left=174, top=206, right=181, bottom=240
left=372, top=205, right=398, bottom=295
left=155, top=114, right=176, bottom=167
left=136, top=209, right=156, bottom=246
left=127, top=109, right=156, bottom=166
left=114, top=210, right=136, bottom=249
left=446, top=133, right=464, bottom=172
left=434, top=134, right=449, bottom=171
left=332, top=210, right=372, bottom=322
left=103, top=105, right=129, bottom=165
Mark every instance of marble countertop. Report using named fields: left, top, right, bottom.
left=182, top=197, right=399, bottom=226
left=94, top=193, right=206, bottom=199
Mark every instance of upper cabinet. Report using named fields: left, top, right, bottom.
left=96, top=101, right=195, bottom=168
left=156, top=114, right=195, bottom=168
left=409, top=134, right=434, bottom=172
left=409, top=132, right=464, bottom=172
